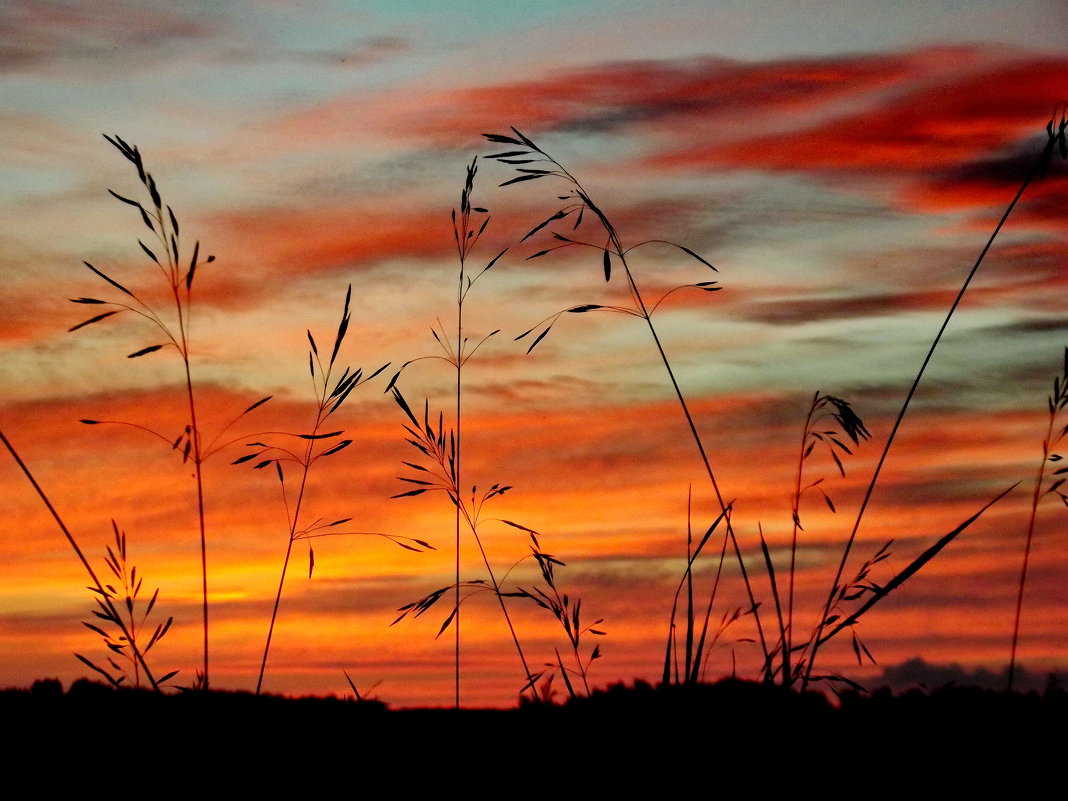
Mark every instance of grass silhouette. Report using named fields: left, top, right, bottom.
left=387, top=158, right=538, bottom=703
left=484, top=117, right=1065, bottom=693
left=3, top=111, right=1065, bottom=704
left=1010, top=348, right=1068, bottom=690
left=75, top=521, right=177, bottom=689
left=388, top=159, right=604, bottom=702
left=230, top=286, right=430, bottom=694
left=801, top=112, right=1068, bottom=687
left=484, top=127, right=777, bottom=678
left=69, top=135, right=225, bottom=687
left=0, top=431, right=164, bottom=691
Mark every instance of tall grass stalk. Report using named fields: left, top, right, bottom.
left=485, top=128, right=771, bottom=668
left=232, top=287, right=419, bottom=694
left=388, top=159, right=537, bottom=703
left=801, top=113, right=1068, bottom=687
left=1008, top=349, right=1068, bottom=690
left=0, top=429, right=162, bottom=691
left=444, top=158, right=497, bottom=706
left=70, top=135, right=218, bottom=685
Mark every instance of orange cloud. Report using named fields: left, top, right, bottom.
left=206, top=204, right=450, bottom=274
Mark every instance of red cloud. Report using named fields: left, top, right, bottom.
left=908, top=155, right=1068, bottom=230
left=264, top=48, right=935, bottom=152
left=397, top=50, right=920, bottom=142
left=654, top=57, right=1068, bottom=175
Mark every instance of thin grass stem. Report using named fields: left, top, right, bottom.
left=488, top=131, right=771, bottom=670
left=802, top=147, right=1048, bottom=688
left=1008, top=350, right=1067, bottom=690
left=1, top=429, right=161, bottom=691
left=1008, top=424, right=1050, bottom=691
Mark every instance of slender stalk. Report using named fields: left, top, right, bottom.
left=591, top=187, right=772, bottom=668
left=802, top=150, right=1046, bottom=688
left=785, top=396, right=818, bottom=685
left=454, top=278, right=463, bottom=709
left=1, top=428, right=161, bottom=691
left=251, top=289, right=390, bottom=693
left=759, top=526, right=789, bottom=685
left=163, top=199, right=210, bottom=690
left=684, top=491, right=695, bottom=684
left=1008, top=356, right=1066, bottom=690
left=488, top=132, right=772, bottom=673
left=1008, top=424, right=1049, bottom=691
left=255, top=440, right=313, bottom=695
left=465, top=511, right=537, bottom=695
left=129, top=584, right=140, bottom=688
left=258, top=537, right=294, bottom=694
left=182, top=359, right=209, bottom=689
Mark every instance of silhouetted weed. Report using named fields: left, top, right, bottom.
left=1009, top=347, right=1068, bottom=689
left=71, top=135, right=273, bottom=687
left=232, top=286, right=428, bottom=694
left=76, top=521, right=177, bottom=689
left=484, top=120, right=1059, bottom=692
left=387, top=158, right=538, bottom=703
left=388, top=159, right=601, bottom=703
left=0, top=431, right=165, bottom=691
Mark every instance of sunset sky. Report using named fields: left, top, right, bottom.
left=1, top=0, right=1066, bottom=706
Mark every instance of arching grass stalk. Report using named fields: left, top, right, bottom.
left=232, top=287, right=425, bottom=694
left=0, top=429, right=162, bottom=691
left=801, top=112, right=1067, bottom=688
left=387, top=159, right=535, bottom=704
left=1009, top=348, right=1068, bottom=690
left=484, top=128, right=771, bottom=669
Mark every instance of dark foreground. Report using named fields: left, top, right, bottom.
left=6, top=678, right=1064, bottom=784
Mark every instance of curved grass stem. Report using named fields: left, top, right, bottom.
left=487, top=131, right=771, bottom=675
